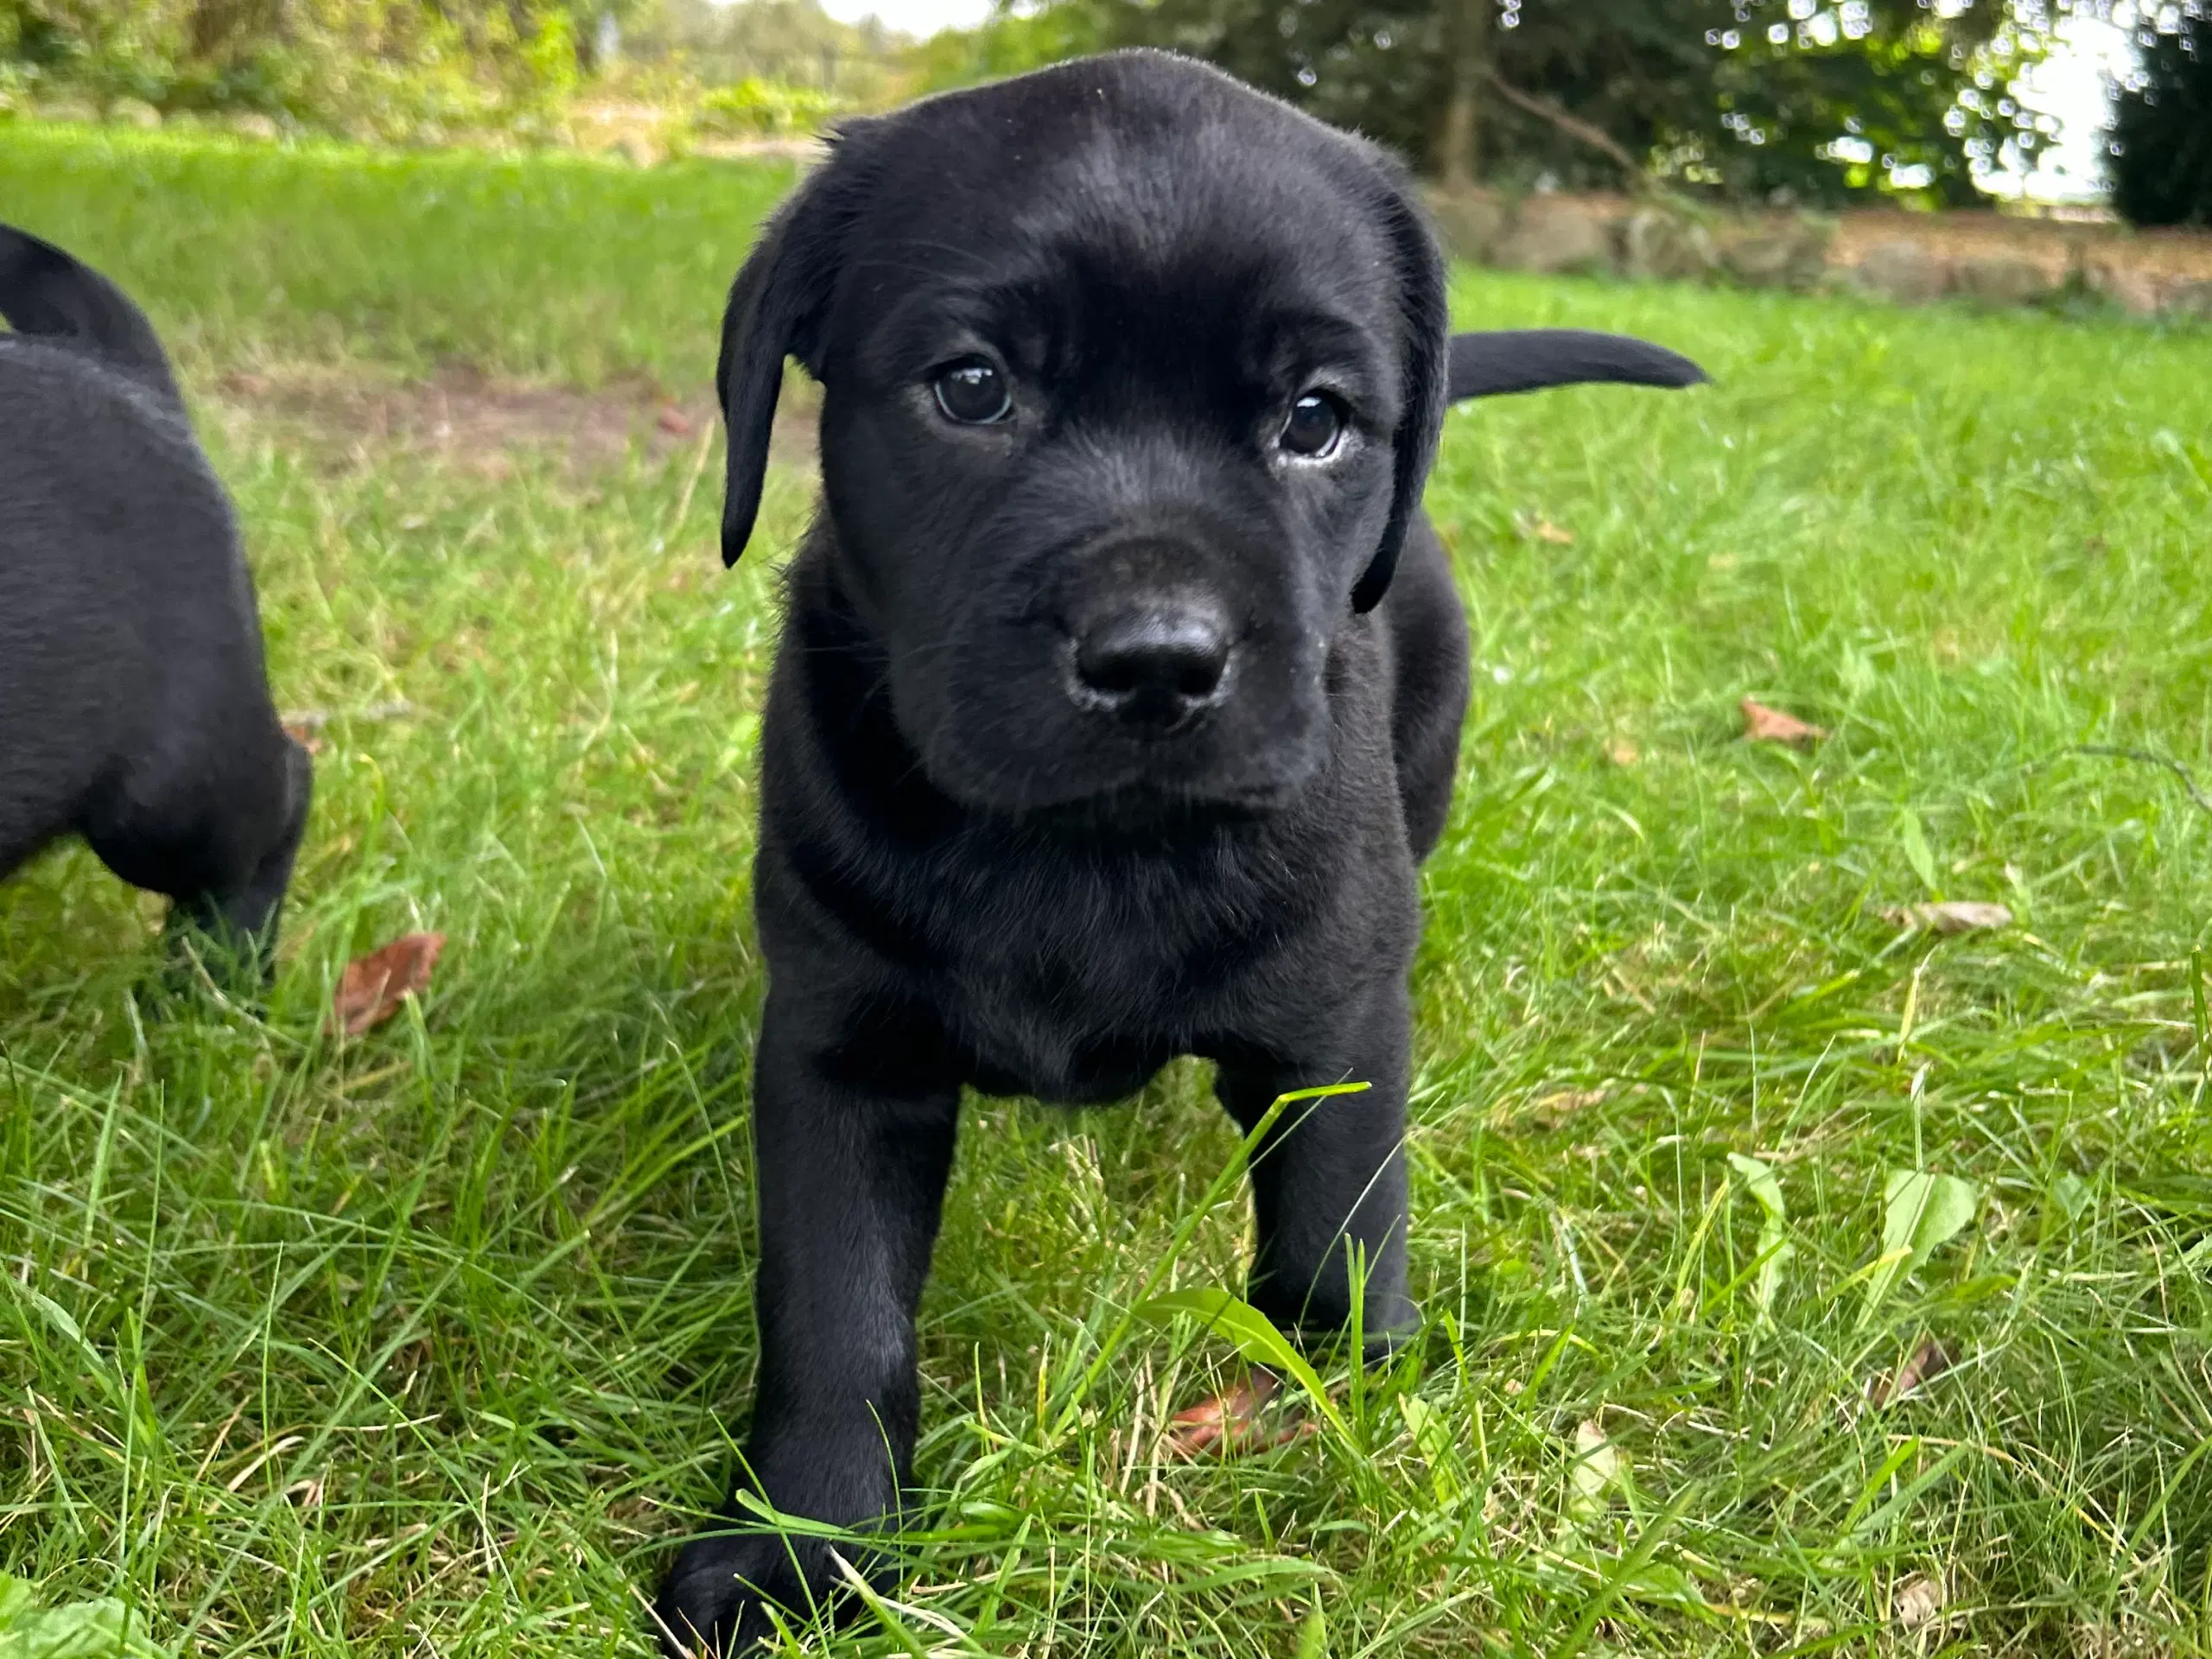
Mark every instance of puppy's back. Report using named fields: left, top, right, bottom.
left=0, top=228, right=278, bottom=871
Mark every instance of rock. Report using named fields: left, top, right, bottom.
left=108, top=97, right=162, bottom=130
left=2087, top=260, right=2163, bottom=315
left=1720, top=221, right=1831, bottom=289
left=1621, top=207, right=1718, bottom=282
left=1494, top=197, right=1620, bottom=276
left=1425, top=187, right=1509, bottom=265
left=1852, top=238, right=1950, bottom=304
left=35, top=97, right=101, bottom=125
left=1955, top=256, right=2056, bottom=308
left=226, top=111, right=281, bottom=142
left=2164, top=279, right=2212, bottom=321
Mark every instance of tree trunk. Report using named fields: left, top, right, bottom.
left=1433, top=0, right=1490, bottom=187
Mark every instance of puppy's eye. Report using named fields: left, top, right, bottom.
left=932, top=358, right=1011, bottom=425
left=1280, top=391, right=1344, bottom=459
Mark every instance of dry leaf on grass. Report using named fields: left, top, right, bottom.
left=655, top=406, right=695, bottom=436
left=1894, top=1572, right=1946, bottom=1630
left=1166, top=1370, right=1313, bottom=1459
left=1605, top=737, right=1640, bottom=766
left=1740, top=697, right=1827, bottom=747
left=1567, top=1417, right=1624, bottom=1521
left=1522, top=1087, right=1609, bottom=1130
left=282, top=721, right=326, bottom=755
left=1533, top=518, right=1576, bottom=545
left=1867, top=1337, right=1954, bottom=1408
left=1882, top=901, right=2013, bottom=935
left=330, top=932, right=445, bottom=1036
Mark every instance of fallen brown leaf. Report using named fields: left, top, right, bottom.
left=1605, top=737, right=1640, bottom=766
left=1166, top=1370, right=1313, bottom=1459
left=656, top=406, right=695, bottom=436
left=1533, top=518, right=1576, bottom=545
left=1523, top=1087, right=1608, bottom=1129
left=1740, top=697, right=1827, bottom=747
left=1867, top=1337, right=1954, bottom=1408
left=283, top=721, right=326, bottom=755
left=1894, top=1571, right=1945, bottom=1630
left=1882, top=901, right=2013, bottom=936
left=331, top=932, right=445, bottom=1036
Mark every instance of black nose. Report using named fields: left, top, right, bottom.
left=1072, top=601, right=1233, bottom=727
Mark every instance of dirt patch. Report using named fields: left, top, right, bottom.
left=203, top=363, right=819, bottom=478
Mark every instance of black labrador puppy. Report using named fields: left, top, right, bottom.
left=0, top=225, right=310, bottom=969
left=658, top=49, right=1702, bottom=1653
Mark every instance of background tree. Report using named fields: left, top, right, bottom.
left=2108, top=0, right=2212, bottom=226
left=1072, top=0, right=2048, bottom=203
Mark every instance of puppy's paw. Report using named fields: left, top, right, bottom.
left=653, top=1529, right=837, bottom=1657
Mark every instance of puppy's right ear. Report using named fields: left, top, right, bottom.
left=716, top=140, right=869, bottom=568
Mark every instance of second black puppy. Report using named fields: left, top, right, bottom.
left=0, top=225, right=310, bottom=969
left=659, top=50, right=1702, bottom=1653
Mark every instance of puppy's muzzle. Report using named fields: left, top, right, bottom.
left=1067, top=594, right=1234, bottom=733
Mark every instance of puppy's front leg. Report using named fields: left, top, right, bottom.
left=658, top=993, right=960, bottom=1656
left=1215, top=983, right=1418, bottom=1355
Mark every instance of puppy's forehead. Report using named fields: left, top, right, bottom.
left=844, top=52, right=1401, bottom=316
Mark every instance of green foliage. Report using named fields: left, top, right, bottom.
left=2111, top=2, right=2212, bottom=227
left=6, top=126, right=2212, bottom=1652
left=693, top=74, right=837, bottom=134
left=979, top=0, right=2048, bottom=200
left=908, top=1, right=1105, bottom=96
left=0, top=0, right=607, bottom=136
left=620, top=0, right=903, bottom=98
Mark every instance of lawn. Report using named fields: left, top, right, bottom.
left=4, top=122, right=2212, bottom=1656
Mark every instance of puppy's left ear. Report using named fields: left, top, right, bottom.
left=1350, top=174, right=1450, bottom=614
left=716, top=131, right=874, bottom=567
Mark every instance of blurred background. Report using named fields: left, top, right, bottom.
left=0, top=0, right=2204, bottom=227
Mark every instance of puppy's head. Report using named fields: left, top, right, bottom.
left=718, top=50, right=1447, bottom=816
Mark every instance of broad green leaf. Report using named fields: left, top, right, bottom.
left=1136, top=1287, right=1348, bottom=1439
left=1567, top=1418, right=1624, bottom=1523
left=0, top=1576, right=160, bottom=1657
left=1398, top=1394, right=1460, bottom=1503
left=1727, top=1153, right=1796, bottom=1319
left=1618, top=1560, right=1709, bottom=1610
left=2050, top=1172, right=2091, bottom=1222
left=1897, top=808, right=1940, bottom=894
left=1860, top=1169, right=1980, bottom=1325
left=1294, top=1600, right=1329, bottom=1659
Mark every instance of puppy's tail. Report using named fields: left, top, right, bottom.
left=1447, top=329, right=1707, bottom=402
left=0, top=221, right=182, bottom=406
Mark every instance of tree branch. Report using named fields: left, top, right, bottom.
left=1483, top=72, right=1651, bottom=192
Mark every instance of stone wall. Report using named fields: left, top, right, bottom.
left=1426, top=187, right=2212, bottom=322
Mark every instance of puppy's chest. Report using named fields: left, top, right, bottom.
left=915, top=838, right=1309, bottom=1097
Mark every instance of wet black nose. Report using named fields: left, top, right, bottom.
left=1071, top=601, right=1233, bottom=727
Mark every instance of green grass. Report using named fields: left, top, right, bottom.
left=5, top=124, right=2212, bottom=1656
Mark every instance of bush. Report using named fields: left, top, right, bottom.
left=693, top=75, right=836, bottom=136
left=0, top=0, right=591, bottom=141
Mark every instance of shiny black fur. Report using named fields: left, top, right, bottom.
left=0, top=223, right=310, bottom=967
left=657, top=50, right=1704, bottom=1654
